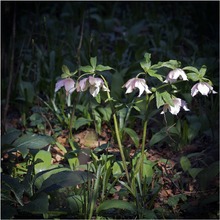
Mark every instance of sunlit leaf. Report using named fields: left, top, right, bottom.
left=199, top=65, right=207, bottom=77
left=183, top=66, right=199, bottom=73
left=161, top=91, right=174, bottom=107
left=186, top=72, right=200, bottom=81
left=34, top=167, right=69, bottom=189
left=79, top=65, right=94, bottom=73
left=34, top=150, right=52, bottom=174
left=62, top=65, right=70, bottom=75
left=155, top=91, right=164, bottom=108
left=55, top=141, right=67, bottom=154
left=95, top=64, right=112, bottom=71
left=147, top=69, right=163, bottom=82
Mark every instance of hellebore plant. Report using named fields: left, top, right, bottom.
left=54, top=53, right=217, bottom=187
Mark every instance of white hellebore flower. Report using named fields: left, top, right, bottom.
left=55, top=78, right=76, bottom=95
left=164, top=68, right=188, bottom=83
left=191, top=82, right=217, bottom=97
left=161, top=98, right=190, bottom=115
left=77, top=76, right=109, bottom=97
left=123, top=78, right=152, bottom=97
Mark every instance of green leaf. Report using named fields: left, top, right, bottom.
left=62, top=65, right=70, bottom=75
left=67, top=195, right=84, bottom=213
left=167, top=194, right=187, bottom=207
left=79, top=65, right=94, bottom=73
left=34, top=167, right=69, bottom=189
left=123, top=127, right=139, bottom=148
left=159, top=60, right=180, bottom=69
left=147, top=69, right=163, bottom=82
left=2, top=128, right=22, bottom=146
left=95, top=64, right=112, bottom=71
left=112, top=161, right=124, bottom=176
left=95, top=92, right=101, bottom=104
left=199, top=65, right=207, bottom=77
left=161, top=91, right=174, bottom=106
left=180, top=156, right=191, bottom=172
left=21, top=192, right=49, bottom=214
left=188, top=168, right=203, bottom=179
left=144, top=52, right=151, bottom=64
left=140, top=61, right=150, bottom=72
left=142, top=209, right=157, bottom=219
left=183, top=66, right=199, bottom=73
left=2, top=175, right=24, bottom=206
left=186, top=72, right=200, bottom=81
left=13, top=134, right=54, bottom=157
left=149, top=128, right=167, bottom=147
left=34, top=150, right=52, bottom=174
left=73, top=117, right=93, bottom=130
left=90, top=57, right=97, bottom=69
left=97, top=200, right=136, bottom=214
left=61, top=73, right=71, bottom=78
left=38, top=170, right=95, bottom=193
left=97, top=106, right=112, bottom=122
left=55, top=141, right=67, bottom=154
left=155, top=91, right=165, bottom=108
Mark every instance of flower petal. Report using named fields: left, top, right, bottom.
left=197, top=83, right=210, bottom=96
left=55, top=79, right=65, bottom=92
left=64, top=78, right=76, bottom=94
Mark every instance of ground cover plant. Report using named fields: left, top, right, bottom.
left=1, top=1, right=219, bottom=219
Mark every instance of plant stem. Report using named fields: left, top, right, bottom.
left=101, top=75, right=130, bottom=184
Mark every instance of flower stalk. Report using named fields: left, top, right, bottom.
left=101, top=75, right=131, bottom=184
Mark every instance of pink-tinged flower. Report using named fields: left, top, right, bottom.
left=55, top=78, right=76, bottom=94
left=77, top=76, right=109, bottom=97
left=164, top=68, right=188, bottom=83
left=122, top=78, right=152, bottom=97
left=191, top=82, right=217, bottom=97
left=161, top=98, right=190, bottom=115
